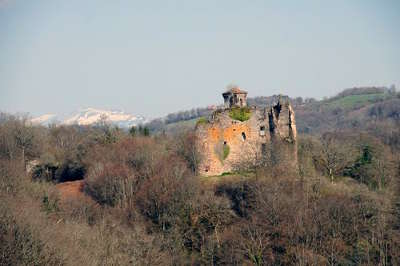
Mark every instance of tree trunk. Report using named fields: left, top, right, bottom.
left=22, top=146, right=25, bottom=170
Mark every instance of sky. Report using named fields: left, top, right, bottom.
left=0, top=0, right=399, bottom=118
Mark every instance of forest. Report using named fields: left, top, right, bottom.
left=1, top=87, right=400, bottom=265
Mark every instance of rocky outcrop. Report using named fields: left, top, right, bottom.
left=268, top=99, right=297, bottom=142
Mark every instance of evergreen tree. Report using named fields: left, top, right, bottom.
left=143, top=127, right=150, bottom=136
left=129, top=126, right=137, bottom=137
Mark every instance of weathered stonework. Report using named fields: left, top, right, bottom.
left=222, top=87, right=248, bottom=108
left=196, top=88, right=297, bottom=176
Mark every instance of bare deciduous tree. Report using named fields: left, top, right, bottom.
left=313, top=134, right=356, bottom=183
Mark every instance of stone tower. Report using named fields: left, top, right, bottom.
left=195, top=90, right=297, bottom=176
left=222, top=87, right=248, bottom=108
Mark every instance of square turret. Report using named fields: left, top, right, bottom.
left=222, top=87, right=248, bottom=108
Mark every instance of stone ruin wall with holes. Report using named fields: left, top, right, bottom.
left=195, top=100, right=298, bottom=176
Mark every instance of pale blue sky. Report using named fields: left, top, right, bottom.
left=0, top=0, right=399, bottom=117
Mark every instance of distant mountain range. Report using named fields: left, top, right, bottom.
left=31, top=108, right=148, bottom=128
left=31, top=86, right=398, bottom=133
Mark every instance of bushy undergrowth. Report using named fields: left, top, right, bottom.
left=214, top=177, right=399, bottom=265
left=0, top=204, right=64, bottom=266
left=1, top=113, right=400, bottom=265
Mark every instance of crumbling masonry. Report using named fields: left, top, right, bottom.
left=195, top=87, right=298, bottom=176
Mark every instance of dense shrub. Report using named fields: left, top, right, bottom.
left=0, top=159, right=24, bottom=194
left=32, top=159, right=86, bottom=183
left=83, top=137, right=166, bottom=206
left=32, top=163, right=58, bottom=182
left=85, top=163, right=136, bottom=207
left=229, top=107, right=251, bottom=122
left=61, top=197, right=103, bottom=225
left=0, top=202, right=64, bottom=265
left=213, top=177, right=397, bottom=265
left=135, top=158, right=193, bottom=231
left=216, top=180, right=257, bottom=218
left=368, top=99, right=400, bottom=121
left=174, top=131, right=202, bottom=173
left=84, top=136, right=197, bottom=213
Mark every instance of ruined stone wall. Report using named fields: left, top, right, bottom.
left=268, top=102, right=298, bottom=172
left=196, top=100, right=297, bottom=176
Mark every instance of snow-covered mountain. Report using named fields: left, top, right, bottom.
left=31, top=114, right=58, bottom=125
left=32, top=108, right=147, bottom=128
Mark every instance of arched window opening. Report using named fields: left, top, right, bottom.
left=241, top=132, right=246, bottom=141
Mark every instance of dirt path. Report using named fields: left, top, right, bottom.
left=55, top=180, right=86, bottom=201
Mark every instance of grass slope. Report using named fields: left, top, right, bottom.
left=325, top=93, right=387, bottom=109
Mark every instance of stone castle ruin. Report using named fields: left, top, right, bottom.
left=195, top=87, right=298, bottom=176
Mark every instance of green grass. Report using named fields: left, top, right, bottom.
left=221, top=172, right=233, bottom=176
left=196, top=117, right=208, bottom=126
left=223, top=144, right=230, bottom=160
left=326, top=94, right=386, bottom=109
left=214, top=142, right=230, bottom=163
left=199, top=173, right=255, bottom=186
left=229, top=107, right=251, bottom=121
